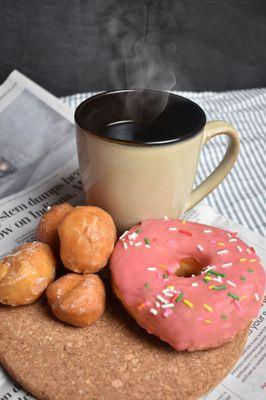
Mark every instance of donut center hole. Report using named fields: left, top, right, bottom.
left=175, top=257, right=203, bottom=277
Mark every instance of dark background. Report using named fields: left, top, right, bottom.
left=1, top=0, right=266, bottom=96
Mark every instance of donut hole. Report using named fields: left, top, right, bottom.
left=175, top=257, right=202, bottom=277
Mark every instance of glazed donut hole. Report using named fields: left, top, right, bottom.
left=36, top=203, right=73, bottom=253
left=58, top=206, right=117, bottom=274
left=0, top=242, right=56, bottom=306
left=46, top=273, right=106, bottom=327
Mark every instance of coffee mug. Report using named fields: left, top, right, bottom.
left=75, top=90, right=239, bottom=232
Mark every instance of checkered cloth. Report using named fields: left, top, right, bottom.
left=62, top=89, right=266, bottom=236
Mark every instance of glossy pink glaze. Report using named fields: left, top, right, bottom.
left=110, top=219, right=265, bottom=351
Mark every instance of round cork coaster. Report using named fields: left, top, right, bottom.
left=0, top=288, right=248, bottom=400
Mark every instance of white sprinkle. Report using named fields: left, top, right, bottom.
left=169, top=227, right=177, bottom=231
left=237, top=245, right=243, bottom=253
left=227, top=232, right=232, bottom=238
left=119, top=230, right=128, bottom=240
left=254, top=293, right=260, bottom=301
left=212, top=276, right=222, bottom=283
left=147, top=267, right=157, bottom=271
left=203, top=229, right=212, bottom=233
left=129, top=241, right=133, bottom=246
left=149, top=308, right=158, bottom=315
left=123, top=242, right=128, bottom=250
left=155, top=301, right=161, bottom=308
left=227, top=280, right=236, bottom=287
left=163, top=216, right=169, bottom=220
left=222, top=262, right=233, bottom=268
left=162, top=288, right=170, bottom=294
left=191, top=282, right=198, bottom=287
left=217, top=249, right=229, bottom=255
left=197, top=244, right=204, bottom=252
left=164, top=292, right=174, bottom=297
left=161, top=303, right=174, bottom=308
left=202, top=265, right=216, bottom=273
left=135, top=242, right=142, bottom=247
left=156, top=295, right=169, bottom=304
left=145, top=244, right=151, bottom=248
left=247, top=248, right=252, bottom=254
left=129, top=232, right=138, bottom=240
left=229, top=238, right=237, bottom=242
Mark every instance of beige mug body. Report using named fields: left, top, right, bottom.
left=75, top=90, right=240, bottom=233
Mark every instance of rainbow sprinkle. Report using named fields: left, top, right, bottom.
left=209, top=285, right=227, bottom=290
left=240, top=258, right=247, bottom=262
left=222, top=262, right=233, bottom=268
left=119, top=230, right=128, bottom=240
left=204, top=304, right=213, bottom=312
left=227, top=280, right=236, bottom=287
left=144, top=237, right=151, bottom=245
left=250, top=258, right=256, bottom=262
left=247, top=268, right=254, bottom=273
left=173, top=292, right=184, bottom=303
left=179, top=230, right=192, bottom=236
left=208, top=270, right=225, bottom=278
left=149, top=308, right=158, bottom=315
left=197, top=244, right=204, bottom=252
left=221, top=314, right=227, bottom=320
left=144, top=282, right=150, bottom=288
left=137, top=303, right=146, bottom=310
left=254, top=293, right=260, bottom=301
left=217, top=249, right=229, bottom=255
left=228, top=292, right=240, bottom=300
left=240, top=276, right=246, bottom=281
left=183, top=299, right=194, bottom=308
left=162, top=309, right=173, bottom=318
left=204, top=319, right=212, bottom=324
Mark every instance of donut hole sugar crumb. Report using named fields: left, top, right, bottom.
left=175, top=257, right=203, bottom=277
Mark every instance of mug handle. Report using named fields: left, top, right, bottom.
left=185, top=120, right=240, bottom=211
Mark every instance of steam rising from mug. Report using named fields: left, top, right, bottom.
left=108, top=15, right=176, bottom=123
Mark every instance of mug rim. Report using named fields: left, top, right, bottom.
left=74, top=89, right=207, bottom=146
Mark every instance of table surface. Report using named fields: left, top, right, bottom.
left=62, top=89, right=266, bottom=236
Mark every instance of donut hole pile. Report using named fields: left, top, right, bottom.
left=0, top=203, right=117, bottom=328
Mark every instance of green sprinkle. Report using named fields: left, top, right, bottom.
left=247, top=268, right=254, bottom=273
left=228, top=292, right=240, bottom=300
left=144, top=237, right=151, bottom=245
left=144, top=282, right=150, bottom=288
left=208, top=270, right=225, bottom=278
left=212, top=285, right=227, bottom=290
left=221, top=314, right=227, bottom=320
left=163, top=273, right=169, bottom=279
left=203, top=276, right=212, bottom=283
left=175, top=292, right=184, bottom=302
left=135, top=228, right=141, bottom=234
left=240, top=276, right=246, bottom=281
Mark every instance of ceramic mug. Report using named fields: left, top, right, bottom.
left=75, top=90, right=240, bottom=232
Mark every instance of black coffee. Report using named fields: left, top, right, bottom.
left=75, top=90, right=206, bottom=145
left=102, top=120, right=183, bottom=145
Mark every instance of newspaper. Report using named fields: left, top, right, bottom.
left=0, top=71, right=265, bottom=400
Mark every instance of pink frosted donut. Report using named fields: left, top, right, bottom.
left=110, top=218, right=265, bottom=351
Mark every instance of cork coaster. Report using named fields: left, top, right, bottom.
left=0, top=287, right=248, bottom=400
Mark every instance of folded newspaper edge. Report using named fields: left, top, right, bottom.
left=0, top=71, right=265, bottom=400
